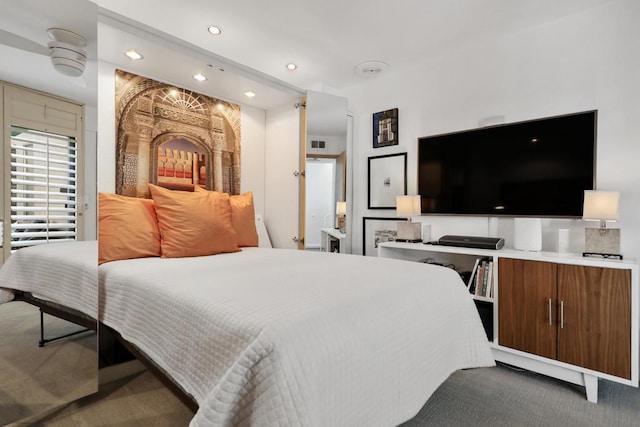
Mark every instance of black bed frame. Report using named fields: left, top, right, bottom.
left=12, top=290, right=198, bottom=413
left=14, top=291, right=95, bottom=346
left=100, top=323, right=199, bottom=412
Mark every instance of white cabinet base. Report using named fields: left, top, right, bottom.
left=491, top=344, right=636, bottom=403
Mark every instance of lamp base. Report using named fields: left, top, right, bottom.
left=584, top=227, right=620, bottom=256
left=397, top=221, right=422, bottom=242
left=582, top=252, right=623, bottom=260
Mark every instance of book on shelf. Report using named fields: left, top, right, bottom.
left=468, top=257, right=493, bottom=299
left=475, top=260, right=485, bottom=296
left=485, top=261, right=494, bottom=298
left=467, top=257, right=482, bottom=293
left=481, top=260, right=490, bottom=297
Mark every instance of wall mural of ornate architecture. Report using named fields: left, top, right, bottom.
left=115, top=69, right=241, bottom=197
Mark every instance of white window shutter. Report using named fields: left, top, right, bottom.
left=9, top=127, right=79, bottom=251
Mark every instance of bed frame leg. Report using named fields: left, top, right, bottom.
left=38, top=309, right=91, bottom=347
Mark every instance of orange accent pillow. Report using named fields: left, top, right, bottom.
left=194, top=187, right=258, bottom=247
left=149, top=184, right=239, bottom=258
left=98, top=192, right=161, bottom=265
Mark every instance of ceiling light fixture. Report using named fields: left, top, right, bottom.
left=286, top=63, right=297, bottom=71
left=244, top=91, right=256, bottom=98
left=193, top=73, right=207, bottom=82
left=124, top=49, right=143, bottom=60
left=354, top=61, right=390, bottom=77
left=207, top=26, right=222, bottom=36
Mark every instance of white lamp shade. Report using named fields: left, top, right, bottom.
left=583, top=190, right=619, bottom=222
left=396, top=195, right=421, bottom=217
left=336, top=201, right=346, bottom=216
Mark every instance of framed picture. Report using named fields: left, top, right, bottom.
left=362, top=217, right=407, bottom=256
left=368, top=152, right=407, bottom=209
left=373, top=108, right=398, bottom=148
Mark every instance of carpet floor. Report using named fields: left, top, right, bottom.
left=23, top=362, right=640, bottom=426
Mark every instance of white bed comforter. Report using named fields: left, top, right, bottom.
left=100, top=248, right=494, bottom=426
left=0, top=241, right=97, bottom=317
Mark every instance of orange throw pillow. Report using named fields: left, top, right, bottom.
left=194, top=187, right=259, bottom=247
left=98, top=192, right=161, bottom=265
left=230, top=192, right=259, bottom=247
left=149, top=184, right=239, bottom=258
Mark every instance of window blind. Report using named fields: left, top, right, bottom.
left=9, top=126, right=78, bottom=251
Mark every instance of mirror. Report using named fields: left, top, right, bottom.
left=0, top=295, right=97, bottom=425
left=0, top=0, right=98, bottom=424
left=304, top=91, right=349, bottom=253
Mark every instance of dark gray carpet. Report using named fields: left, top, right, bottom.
left=403, top=364, right=640, bottom=427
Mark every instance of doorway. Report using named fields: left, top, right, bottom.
left=304, top=158, right=336, bottom=250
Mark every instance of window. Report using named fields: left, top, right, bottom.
left=1, top=83, right=84, bottom=262
left=9, top=126, right=79, bottom=251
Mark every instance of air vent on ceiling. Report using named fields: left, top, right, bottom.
left=310, top=140, right=326, bottom=149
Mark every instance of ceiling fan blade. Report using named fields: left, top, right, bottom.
left=0, top=29, right=49, bottom=56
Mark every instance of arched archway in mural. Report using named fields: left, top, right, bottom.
left=149, top=134, right=214, bottom=191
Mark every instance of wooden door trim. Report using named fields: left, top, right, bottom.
left=297, top=96, right=306, bottom=250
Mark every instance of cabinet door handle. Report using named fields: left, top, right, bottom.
left=548, top=298, right=553, bottom=326
left=560, top=300, right=564, bottom=329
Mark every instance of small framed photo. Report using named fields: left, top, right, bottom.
left=373, top=108, right=398, bottom=148
left=368, top=152, right=407, bottom=209
left=362, top=216, right=407, bottom=256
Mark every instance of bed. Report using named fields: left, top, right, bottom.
left=0, top=240, right=97, bottom=319
left=98, top=247, right=494, bottom=426
left=0, top=221, right=494, bottom=426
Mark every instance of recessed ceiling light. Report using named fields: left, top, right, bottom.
left=286, top=63, right=297, bottom=71
left=124, top=50, right=143, bottom=60
left=207, top=26, right=222, bottom=36
left=216, top=103, right=224, bottom=110
left=193, top=73, right=207, bottom=82
left=244, top=91, right=256, bottom=98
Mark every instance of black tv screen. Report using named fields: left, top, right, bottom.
left=418, top=111, right=596, bottom=217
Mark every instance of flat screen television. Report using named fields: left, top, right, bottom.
left=418, top=110, right=596, bottom=217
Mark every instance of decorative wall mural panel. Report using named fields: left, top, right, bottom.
left=115, top=69, right=241, bottom=197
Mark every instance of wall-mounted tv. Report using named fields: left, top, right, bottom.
left=418, top=110, right=596, bottom=217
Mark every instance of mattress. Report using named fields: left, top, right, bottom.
left=99, top=248, right=495, bottom=426
left=0, top=240, right=98, bottom=318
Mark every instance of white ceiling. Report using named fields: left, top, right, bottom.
left=0, top=0, right=97, bottom=106
left=0, top=0, right=613, bottom=110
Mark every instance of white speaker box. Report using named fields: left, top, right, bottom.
left=514, top=218, right=542, bottom=251
left=421, top=224, right=432, bottom=243
left=557, top=229, right=570, bottom=253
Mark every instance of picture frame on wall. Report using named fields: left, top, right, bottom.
left=368, top=152, right=407, bottom=209
left=373, top=108, right=398, bottom=148
left=362, top=216, right=407, bottom=256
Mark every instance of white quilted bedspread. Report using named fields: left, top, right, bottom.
left=0, top=241, right=97, bottom=317
left=99, top=248, right=494, bottom=426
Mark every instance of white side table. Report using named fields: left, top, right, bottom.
left=320, top=228, right=346, bottom=253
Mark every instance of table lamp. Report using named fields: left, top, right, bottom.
left=582, top=190, right=622, bottom=259
left=336, top=201, right=346, bottom=234
left=396, top=195, right=422, bottom=242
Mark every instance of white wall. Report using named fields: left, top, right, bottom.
left=97, top=61, right=268, bottom=219
left=343, top=0, right=640, bottom=257
left=307, top=134, right=346, bottom=156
